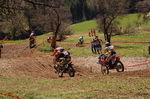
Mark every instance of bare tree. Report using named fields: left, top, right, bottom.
left=24, top=0, right=71, bottom=49
left=0, top=0, right=71, bottom=49
left=136, top=0, right=150, bottom=21
left=1, top=12, right=28, bottom=40
left=94, top=0, right=128, bottom=43
left=136, top=0, right=150, bottom=13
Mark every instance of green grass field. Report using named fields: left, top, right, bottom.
left=1, top=71, right=150, bottom=99
left=36, top=14, right=150, bottom=57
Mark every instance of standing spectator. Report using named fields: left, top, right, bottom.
left=91, top=39, right=96, bottom=54
left=0, top=42, right=3, bottom=58
left=89, top=31, right=91, bottom=37
left=29, top=31, right=36, bottom=48
left=93, top=29, right=96, bottom=36
left=91, top=29, right=93, bottom=36
left=47, top=37, right=52, bottom=43
left=94, top=36, right=103, bottom=54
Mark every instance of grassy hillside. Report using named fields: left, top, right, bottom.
left=70, top=20, right=97, bottom=34
left=70, top=14, right=150, bottom=34
left=1, top=14, right=150, bottom=56
left=67, top=14, right=150, bottom=42
left=66, top=14, right=150, bottom=56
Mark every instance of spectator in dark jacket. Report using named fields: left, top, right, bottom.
left=91, top=39, right=96, bottom=54
left=94, top=36, right=102, bottom=54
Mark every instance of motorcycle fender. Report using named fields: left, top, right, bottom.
left=116, top=56, right=120, bottom=61
left=100, top=60, right=107, bottom=65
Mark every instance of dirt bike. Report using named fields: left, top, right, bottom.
left=29, top=37, right=36, bottom=49
left=98, top=54, right=124, bottom=74
left=54, top=58, right=75, bottom=77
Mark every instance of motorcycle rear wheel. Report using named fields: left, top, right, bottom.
left=101, top=65, right=109, bottom=74
left=116, top=61, right=124, bottom=72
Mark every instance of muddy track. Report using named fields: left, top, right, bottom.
left=0, top=44, right=150, bottom=79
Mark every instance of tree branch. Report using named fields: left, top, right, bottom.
left=23, top=0, right=60, bottom=8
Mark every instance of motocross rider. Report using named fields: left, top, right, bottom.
left=53, top=47, right=71, bottom=65
left=29, top=31, right=35, bottom=40
left=104, top=42, right=116, bottom=64
left=79, top=36, right=84, bottom=44
left=29, top=31, right=36, bottom=48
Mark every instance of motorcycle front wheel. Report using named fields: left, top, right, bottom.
left=55, top=65, right=64, bottom=77
left=115, top=61, right=124, bottom=72
left=58, top=71, right=63, bottom=77
left=101, top=65, right=109, bottom=74
left=68, top=66, right=75, bottom=77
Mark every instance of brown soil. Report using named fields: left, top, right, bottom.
left=2, top=44, right=32, bottom=58
left=0, top=44, right=94, bottom=79
left=0, top=44, right=150, bottom=79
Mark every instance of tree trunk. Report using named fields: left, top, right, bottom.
left=51, top=23, right=61, bottom=50
left=12, top=28, right=17, bottom=40
left=107, top=37, right=111, bottom=43
left=51, top=36, right=56, bottom=49
left=26, top=15, right=33, bottom=32
left=51, top=8, right=61, bottom=50
left=106, top=34, right=111, bottom=43
left=104, top=33, right=107, bottom=41
left=104, top=31, right=111, bottom=43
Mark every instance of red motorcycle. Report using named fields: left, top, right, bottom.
left=98, top=54, right=124, bottom=74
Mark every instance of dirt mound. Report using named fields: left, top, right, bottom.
left=0, top=44, right=55, bottom=78
left=0, top=44, right=94, bottom=78
left=2, top=44, right=31, bottom=58
left=0, top=55, right=93, bottom=78
left=0, top=55, right=54, bottom=78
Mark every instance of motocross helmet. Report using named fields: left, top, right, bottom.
left=59, top=47, right=64, bottom=52
left=105, top=42, right=111, bottom=47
